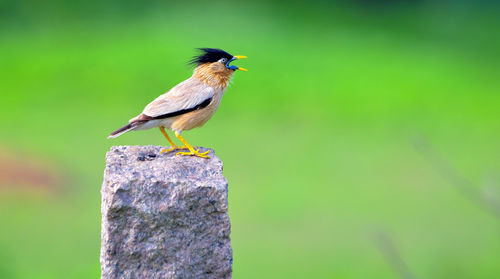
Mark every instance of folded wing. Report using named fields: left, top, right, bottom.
left=132, top=78, right=215, bottom=122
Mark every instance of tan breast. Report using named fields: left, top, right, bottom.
left=169, top=89, right=224, bottom=132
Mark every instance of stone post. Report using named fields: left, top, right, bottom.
left=100, top=146, right=232, bottom=279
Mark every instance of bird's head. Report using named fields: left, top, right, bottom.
left=190, top=48, right=247, bottom=74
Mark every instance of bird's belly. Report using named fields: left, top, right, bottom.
left=170, top=102, right=219, bottom=132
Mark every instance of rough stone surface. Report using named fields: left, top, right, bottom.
left=100, top=145, right=231, bottom=279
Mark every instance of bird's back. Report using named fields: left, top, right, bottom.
left=129, top=78, right=215, bottom=123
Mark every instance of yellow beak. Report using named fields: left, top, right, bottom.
left=233, top=55, right=248, bottom=71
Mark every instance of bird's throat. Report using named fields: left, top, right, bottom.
left=192, top=63, right=233, bottom=89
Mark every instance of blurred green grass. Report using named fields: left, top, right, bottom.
left=1, top=1, right=500, bottom=278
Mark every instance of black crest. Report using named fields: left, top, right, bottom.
left=189, top=48, right=233, bottom=65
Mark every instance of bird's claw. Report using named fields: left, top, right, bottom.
left=176, top=149, right=210, bottom=158
left=160, top=146, right=188, bottom=154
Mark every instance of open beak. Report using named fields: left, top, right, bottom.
left=226, top=55, right=248, bottom=71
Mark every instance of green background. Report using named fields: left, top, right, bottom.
left=1, top=1, right=500, bottom=278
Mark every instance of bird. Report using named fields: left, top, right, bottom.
left=107, top=48, right=247, bottom=158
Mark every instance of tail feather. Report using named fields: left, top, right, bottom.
left=108, top=122, right=142, bottom=139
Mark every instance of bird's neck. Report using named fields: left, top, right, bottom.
left=192, top=64, right=233, bottom=89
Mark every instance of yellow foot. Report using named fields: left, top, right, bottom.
left=176, top=149, right=210, bottom=158
left=160, top=146, right=188, bottom=154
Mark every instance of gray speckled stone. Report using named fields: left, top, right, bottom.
left=100, top=145, right=232, bottom=279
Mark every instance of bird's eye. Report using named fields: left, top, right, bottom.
left=221, top=58, right=227, bottom=63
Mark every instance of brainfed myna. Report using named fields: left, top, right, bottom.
left=108, top=48, right=247, bottom=158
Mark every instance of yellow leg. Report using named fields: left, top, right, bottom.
left=174, top=131, right=210, bottom=158
left=159, top=127, right=187, bottom=154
